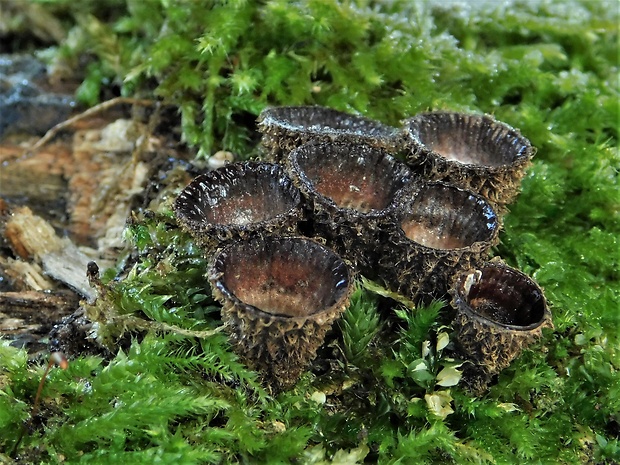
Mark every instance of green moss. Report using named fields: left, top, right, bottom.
left=2, top=0, right=619, bottom=463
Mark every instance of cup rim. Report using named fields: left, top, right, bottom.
left=208, top=235, right=353, bottom=322
left=287, top=139, right=412, bottom=218
left=174, top=161, right=303, bottom=235
left=258, top=105, right=399, bottom=139
left=452, top=262, right=551, bottom=331
left=394, top=181, right=500, bottom=252
left=402, top=111, right=535, bottom=170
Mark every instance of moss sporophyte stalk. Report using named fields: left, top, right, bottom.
left=1, top=1, right=618, bottom=463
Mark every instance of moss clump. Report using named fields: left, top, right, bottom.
left=1, top=0, right=618, bottom=463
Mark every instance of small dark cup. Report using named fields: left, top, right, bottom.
left=258, top=105, right=400, bottom=161
left=209, top=235, right=353, bottom=390
left=402, top=112, right=535, bottom=214
left=376, top=181, right=500, bottom=304
left=174, top=162, right=303, bottom=251
left=450, top=259, right=553, bottom=392
left=285, top=140, right=412, bottom=275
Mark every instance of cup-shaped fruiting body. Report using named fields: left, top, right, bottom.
left=258, top=105, right=400, bottom=162
left=285, top=140, right=412, bottom=276
left=209, top=235, right=353, bottom=389
left=402, top=112, right=535, bottom=214
left=376, top=182, right=500, bottom=304
left=174, top=162, right=303, bottom=251
left=450, top=259, right=552, bottom=393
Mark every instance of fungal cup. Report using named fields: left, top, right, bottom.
left=208, top=235, right=353, bottom=389
left=402, top=112, right=535, bottom=213
left=258, top=105, right=400, bottom=161
left=377, top=182, right=500, bottom=304
left=286, top=140, right=412, bottom=274
left=174, top=162, right=303, bottom=250
left=450, top=260, right=553, bottom=392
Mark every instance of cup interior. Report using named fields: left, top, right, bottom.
left=400, top=183, right=498, bottom=249
left=461, top=265, right=547, bottom=328
left=176, top=163, right=300, bottom=227
left=406, top=113, right=531, bottom=167
left=213, top=237, right=350, bottom=318
left=292, top=142, right=408, bottom=213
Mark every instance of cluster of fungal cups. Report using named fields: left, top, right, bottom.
left=174, top=105, right=552, bottom=391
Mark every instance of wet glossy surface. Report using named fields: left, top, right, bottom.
left=259, top=105, right=398, bottom=139
left=212, top=236, right=350, bottom=318
left=458, top=263, right=547, bottom=328
left=404, top=112, right=533, bottom=168
left=0, top=54, right=75, bottom=137
left=399, top=183, right=498, bottom=250
left=290, top=141, right=409, bottom=213
left=175, top=162, right=301, bottom=229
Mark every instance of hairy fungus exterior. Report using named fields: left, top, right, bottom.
left=285, top=140, right=412, bottom=275
left=450, top=259, right=552, bottom=393
left=402, top=112, right=535, bottom=214
left=376, top=182, right=500, bottom=304
left=174, top=162, right=303, bottom=251
left=258, top=105, right=400, bottom=161
left=208, top=235, right=353, bottom=389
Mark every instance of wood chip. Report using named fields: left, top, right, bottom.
left=3, top=207, right=96, bottom=300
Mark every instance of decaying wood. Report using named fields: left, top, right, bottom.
left=0, top=290, right=79, bottom=353
left=0, top=290, right=79, bottom=329
left=0, top=257, right=54, bottom=291
left=1, top=118, right=153, bottom=247
left=23, top=97, right=158, bottom=158
left=3, top=206, right=96, bottom=300
left=0, top=143, right=72, bottom=231
left=0, top=102, right=188, bottom=355
left=69, top=125, right=151, bottom=246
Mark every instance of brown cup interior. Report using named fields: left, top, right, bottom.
left=461, top=265, right=547, bottom=328
left=176, top=163, right=300, bottom=227
left=292, top=142, right=408, bottom=213
left=213, top=237, right=350, bottom=318
left=406, top=113, right=532, bottom=167
left=400, top=183, right=498, bottom=249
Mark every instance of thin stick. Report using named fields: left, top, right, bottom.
left=115, top=314, right=226, bottom=339
left=20, top=97, right=158, bottom=160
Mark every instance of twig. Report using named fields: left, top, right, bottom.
left=115, top=314, right=226, bottom=339
left=361, top=276, right=417, bottom=309
left=19, top=97, right=158, bottom=161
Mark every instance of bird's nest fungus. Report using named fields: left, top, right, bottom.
left=174, top=105, right=552, bottom=391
